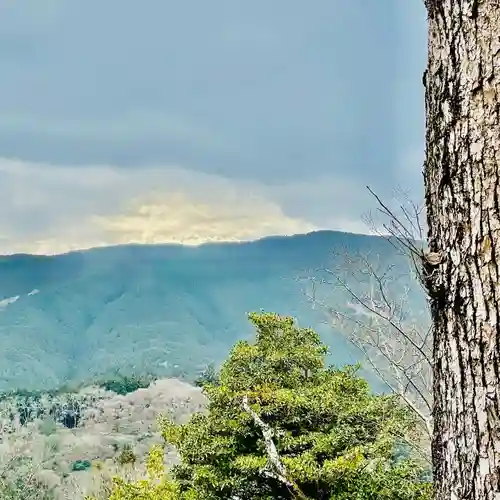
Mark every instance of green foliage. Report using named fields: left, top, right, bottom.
left=98, top=371, right=155, bottom=395
left=71, top=459, right=92, bottom=472
left=0, top=232, right=427, bottom=393
left=158, top=312, right=432, bottom=500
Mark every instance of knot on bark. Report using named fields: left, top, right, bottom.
left=420, top=250, right=445, bottom=304
left=422, top=250, right=443, bottom=266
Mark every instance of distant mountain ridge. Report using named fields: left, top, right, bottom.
left=0, top=230, right=426, bottom=392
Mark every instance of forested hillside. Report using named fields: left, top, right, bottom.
left=0, top=230, right=426, bottom=392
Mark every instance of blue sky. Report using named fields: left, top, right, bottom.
left=0, top=0, right=427, bottom=254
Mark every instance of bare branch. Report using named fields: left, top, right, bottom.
left=242, top=395, right=309, bottom=500
left=298, top=188, right=433, bottom=462
left=320, top=268, right=431, bottom=367
left=305, top=263, right=432, bottom=459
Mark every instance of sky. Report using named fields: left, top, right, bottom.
left=0, top=0, right=427, bottom=255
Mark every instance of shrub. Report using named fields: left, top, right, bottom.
left=116, top=444, right=137, bottom=466
left=38, top=416, right=58, bottom=436
left=71, top=459, right=92, bottom=472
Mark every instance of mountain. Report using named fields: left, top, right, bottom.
left=0, top=230, right=426, bottom=392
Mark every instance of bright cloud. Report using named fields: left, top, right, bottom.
left=0, top=158, right=317, bottom=254
left=0, top=157, right=397, bottom=255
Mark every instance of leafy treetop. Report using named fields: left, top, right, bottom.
left=157, top=312, right=432, bottom=500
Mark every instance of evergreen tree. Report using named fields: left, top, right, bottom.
left=159, top=312, right=431, bottom=499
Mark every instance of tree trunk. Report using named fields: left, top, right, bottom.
left=423, top=1, right=500, bottom=499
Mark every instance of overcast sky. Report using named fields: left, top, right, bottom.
left=0, top=0, right=427, bottom=255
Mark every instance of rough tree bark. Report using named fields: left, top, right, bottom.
left=423, top=1, right=500, bottom=499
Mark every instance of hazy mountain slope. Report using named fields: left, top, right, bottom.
left=0, top=231, right=426, bottom=391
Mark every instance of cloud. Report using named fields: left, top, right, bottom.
left=0, top=157, right=396, bottom=255
left=0, top=1, right=429, bottom=257
left=93, top=194, right=316, bottom=247
left=0, top=0, right=427, bottom=191
left=0, top=158, right=318, bottom=254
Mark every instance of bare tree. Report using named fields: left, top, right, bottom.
left=301, top=189, right=433, bottom=461
left=312, top=255, right=431, bottom=426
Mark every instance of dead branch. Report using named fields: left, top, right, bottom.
left=242, top=395, right=309, bottom=500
